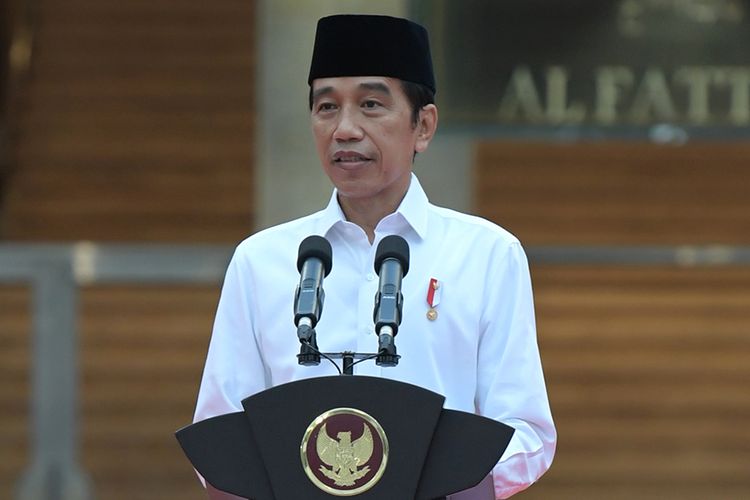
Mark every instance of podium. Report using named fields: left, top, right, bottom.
left=176, top=375, right=513, bottom=499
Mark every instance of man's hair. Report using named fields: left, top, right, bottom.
left=400, top=80, right=435, bottom=127
left=308, top=80, right=435, bottom=128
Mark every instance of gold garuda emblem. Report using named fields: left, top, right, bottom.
left=300, top=408, right=388, bottom=496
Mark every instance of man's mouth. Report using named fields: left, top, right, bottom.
left=333, top=151, right=371, bottom=164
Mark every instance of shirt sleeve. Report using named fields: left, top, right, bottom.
left=193, top=247, right=269, bottom=424
left=476, top=241, right=557, bottom=499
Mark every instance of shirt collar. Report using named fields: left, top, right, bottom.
left=313, top=173, right=430, bottom=240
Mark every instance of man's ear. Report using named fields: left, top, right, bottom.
left=414, top=104, right=438, bottom=154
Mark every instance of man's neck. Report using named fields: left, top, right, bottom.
left=337, top=187, right=409, bottom=244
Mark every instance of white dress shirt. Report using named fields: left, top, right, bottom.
left=194, top=175, right=556, bottom=498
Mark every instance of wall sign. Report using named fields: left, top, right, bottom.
left=414, top=0, right=750, bottom=128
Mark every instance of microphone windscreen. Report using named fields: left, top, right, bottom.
left=374, top=235, right=410, bottom=277
left=297, top=236, right=333, bottom=276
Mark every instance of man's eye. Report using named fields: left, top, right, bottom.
left=362, top=100, right=381, bottom=109
left=317, top=102, right=336, bottom=112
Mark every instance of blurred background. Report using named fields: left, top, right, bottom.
left=1, top=0, right=748, bottom=499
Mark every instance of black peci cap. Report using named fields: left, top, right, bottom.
left=308, top=14, right=435, bottom=93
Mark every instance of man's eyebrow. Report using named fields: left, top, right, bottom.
left=311, top=86, right=333, bottom=102
left=359, top=81, right=391, bottom=95
left=311, top=81, right=392, bottom=102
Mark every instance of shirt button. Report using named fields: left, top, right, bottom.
left=366, top=273, right=375, bottom=281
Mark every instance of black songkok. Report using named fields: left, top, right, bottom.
left=308, top=14, right=436, bottom=93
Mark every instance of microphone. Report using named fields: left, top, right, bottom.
left=294, top=235, right=333, bottom=365
left=373, top=235, right=409, bottom=366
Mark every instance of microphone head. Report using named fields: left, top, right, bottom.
left=374, top=235, right=410, bottom=277
left=297, top=236, right=333, bottom=276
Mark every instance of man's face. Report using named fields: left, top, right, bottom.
left=310, top=76, right=434, bottom=207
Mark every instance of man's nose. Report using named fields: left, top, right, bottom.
left=333, top=108, right=364, bottom=142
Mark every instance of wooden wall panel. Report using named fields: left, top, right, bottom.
left=1, top=0, right=256, bottom=242
left=475, top=142, right=750, bottom=245
left=518, top=265, right=750, bottom=499
left=0, top=281, right=220, bottom=499
left=79, top=285, right=218, bottom=500
left=0, top=284, right=218, bottom=499
left=6, top=267, right=748, bottom=499
left=476, top=141, right=750, bottom=498
left=0, top=286, right=31, bottom=500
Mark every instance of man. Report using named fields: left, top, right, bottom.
left=194, top=14, right=555, bottom=499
